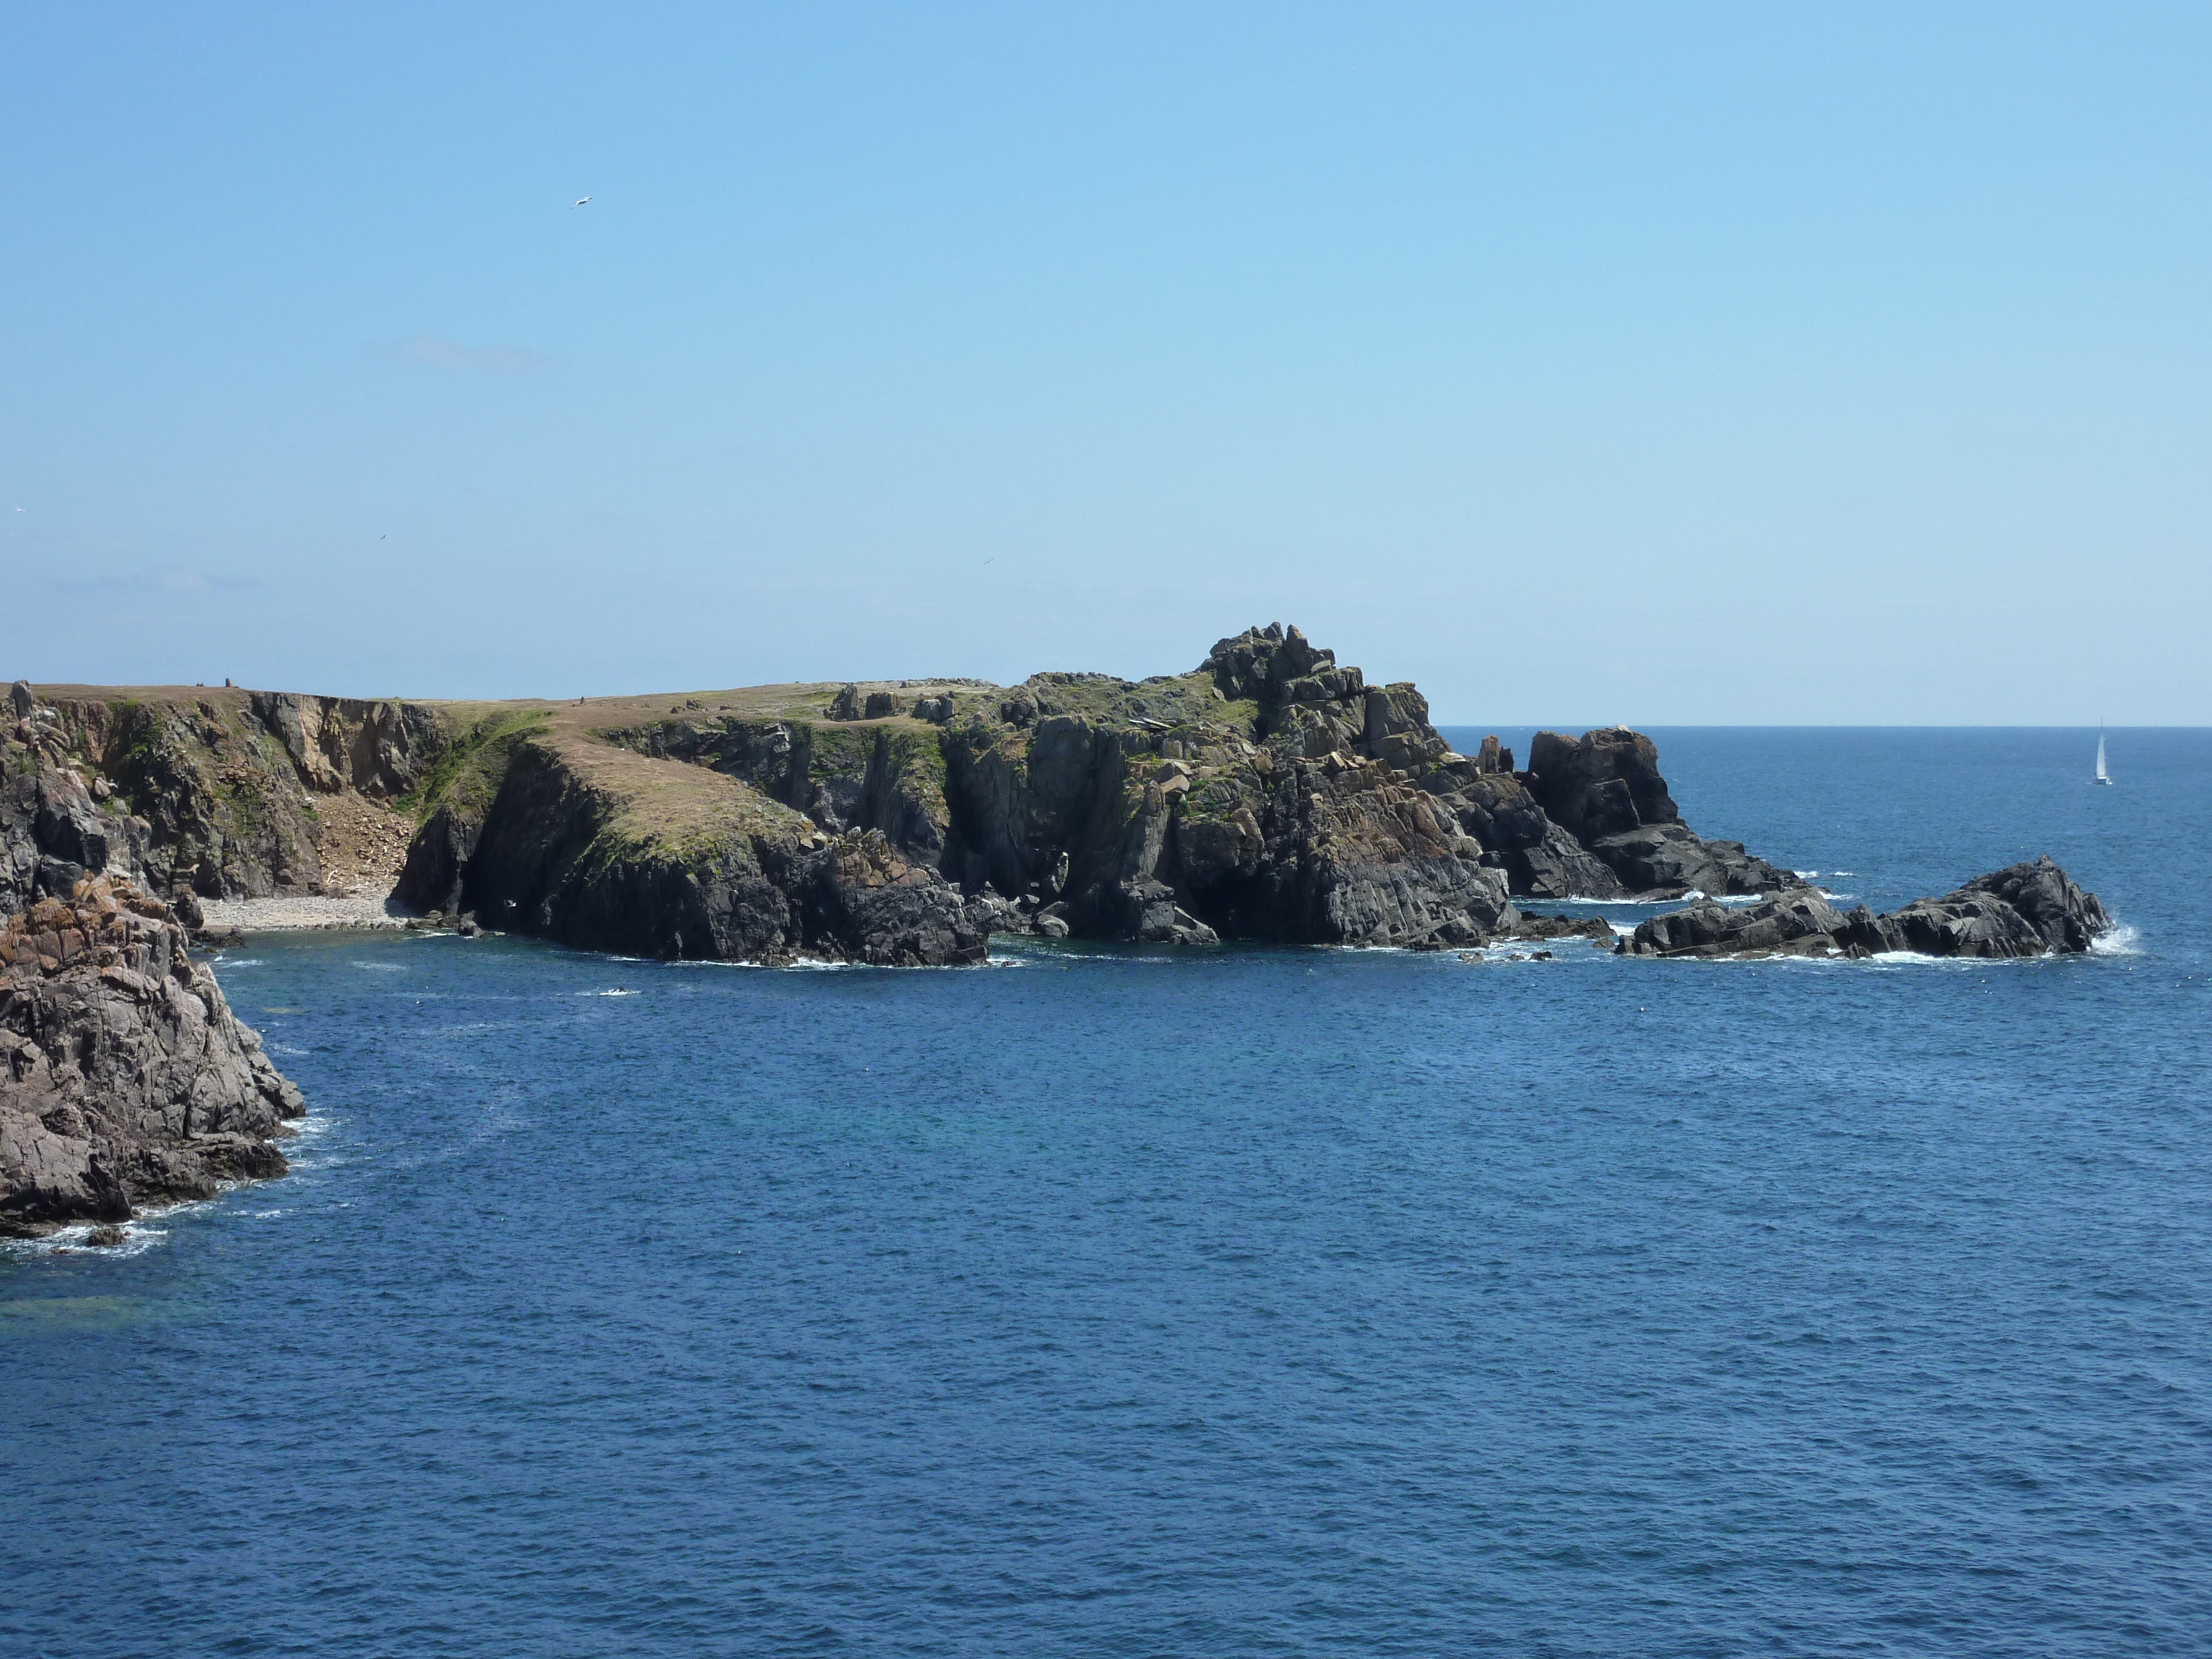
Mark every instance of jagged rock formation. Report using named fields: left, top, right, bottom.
left=370, top=623, right=1813, bottom=961
left=1623, top=857, right=2112, bottom=959
left=1518, top=726, right=1801, bottom=899
left=1, top=876, right=303, bottom=1236
left=2, top=746, right=156, bottom=919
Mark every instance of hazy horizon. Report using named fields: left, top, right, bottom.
left=5, top=4, right=2208, bottom=723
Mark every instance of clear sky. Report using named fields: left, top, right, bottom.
left=4, top=3, right=2207, bottom=723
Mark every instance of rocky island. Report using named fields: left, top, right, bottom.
left=2, top=628, right=2115, bottom=1236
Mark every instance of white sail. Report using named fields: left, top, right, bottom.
left=2094, top=731, right=2110, bottom=784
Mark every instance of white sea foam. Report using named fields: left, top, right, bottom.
left=349, top=960, right=407, bottom=973
left=2089, top=923, right=2142, bottom=956
left=5, top=1198, right=215, bottom=1258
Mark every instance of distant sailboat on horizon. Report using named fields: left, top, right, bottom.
left=2094, top=725, right=2112, bottom=786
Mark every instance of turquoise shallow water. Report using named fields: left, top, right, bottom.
left=4, top=729, right=2208, bottom=1657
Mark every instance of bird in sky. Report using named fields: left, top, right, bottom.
left=572, top=196, right=591, bottom=207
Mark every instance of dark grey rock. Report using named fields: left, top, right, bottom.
left=1504, top=822, right=1627, bottom=900
left=1848, top=857, right=2112, bottom=959
left=1627, top=856, right=2111, bottom=960
left=1626, top=890, right=1851, bottom=957
left=1586, top=822, right=1800, bottom=898
left=1525, top=727, right=1678, bottom=842
left=395, top=802, right=481, bottom=916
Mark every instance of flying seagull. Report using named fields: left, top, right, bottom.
left=572, top=196, right=591, bottom=207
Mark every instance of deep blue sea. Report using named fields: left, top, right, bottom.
left=5, top=729, right=2209, bottom=1658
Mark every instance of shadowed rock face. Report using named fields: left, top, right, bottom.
left=1, top=877, right=302, bottom=1237
left=2, top=760, right=154, bottom=919
left=1521, top=726, right=1795, bottom=899
left=1624, top=857, right=2112, bottom=960
left=1526, top=727, right=1677, bottom=840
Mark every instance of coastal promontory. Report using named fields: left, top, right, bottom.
left=2, top=633, right=2119, bottom=1231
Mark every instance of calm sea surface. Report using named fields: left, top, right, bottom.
left=5, top=728, right=2209, bottom=1658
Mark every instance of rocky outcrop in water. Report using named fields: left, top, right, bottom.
left=1, top=876, right=303, bottom=1237
left=1623, top=857, right=2112, bottom=960
left=1520, top=726, right=1802, bottom=899
left=448, top=735, right=987, bottom=966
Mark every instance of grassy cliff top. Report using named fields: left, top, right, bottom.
left=24, top=665, right=1255, bottom=737
left=21, top=666, right=1275, bottom=851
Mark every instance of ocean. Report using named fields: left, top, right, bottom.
left=4, top=728, right=2208, bottom=1657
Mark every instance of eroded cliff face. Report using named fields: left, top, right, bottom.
left=4, top=680, right=448, bottom=911
left=1, top=876, right=303, bottom=1237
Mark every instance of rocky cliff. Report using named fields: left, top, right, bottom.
left=1623, top=856, right=2113, bottom=960
left=5, top=677, right=446, bottom=913
left=367, top=623, right=1805, bottom=963
left=1, top=875, right=303, bottom=1237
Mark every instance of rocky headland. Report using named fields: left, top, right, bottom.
left=5, top=637, right=2113, bottom=964
left=1, top=634, right=2116, bottom=1231
left=375, top=623, right=1806, bottom=964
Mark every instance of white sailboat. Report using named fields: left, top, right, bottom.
left=2093, top=725, right=2111, bottom=786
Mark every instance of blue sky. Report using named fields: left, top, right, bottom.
left=4, top=3, right=2207, bottom=722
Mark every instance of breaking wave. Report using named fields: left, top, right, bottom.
left=2089, top=923, right=2142, bottom=956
